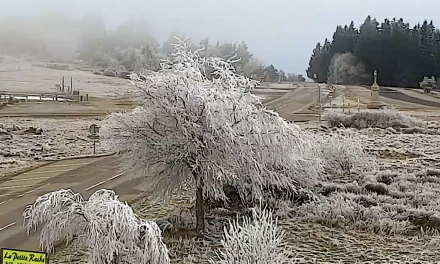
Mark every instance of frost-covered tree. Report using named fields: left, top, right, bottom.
left=327, top=53, right=368, bottom=84
left=243, top=58, right=264, bottom=78
left=210, top=208, right=288, bottom=264
left=286, top=73, right=306, bottom=82
left=101, top=39, right=320, bottom=233
left=23, top=189, right=170, bottom=264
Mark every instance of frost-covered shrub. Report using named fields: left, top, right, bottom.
left=293, top=167, right=440, bottom=235
left=23, top=189, right=170, bottom=264
left=316, top=133, right=377, bottom=175
left=327, top=111, right=423, bottom=129
left=294, top=192, right=412, bottom=234
left=211, top=208, right=288, bottom=264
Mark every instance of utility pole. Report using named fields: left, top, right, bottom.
left=313, top=74, right=321, bottom=124
left=318, top=84, right=322, bottom=124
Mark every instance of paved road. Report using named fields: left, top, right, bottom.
left=380, top=87, right=440, bottom=108
left=0, top=156, right=146, bottom=251
left=350, top=85, right=440, bottom=109
left=264, top=86, right=319, bottom=121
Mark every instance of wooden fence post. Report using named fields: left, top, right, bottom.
left=342, top=96, right=345, bottom=113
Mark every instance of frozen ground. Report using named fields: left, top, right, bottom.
left=3, top=61, right=440, bottom=262
left=0, top=118, right=103, bottom=178
left=0, top=63, right=135, bottom=98
left=0, top=99, right=134, bottom=118
left=49, top=120, right=440, bottom=263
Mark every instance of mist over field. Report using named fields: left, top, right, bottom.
left=3, top=0, right=440, bottom=75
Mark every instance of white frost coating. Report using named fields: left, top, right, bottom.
left=22, top=189, right=170, bottom=264
left=315, top=131, right=377, bottom=175
left=326, top=110, right=423, bottom=129
left=211, top=208, right=288, bottom=264
left=100, top=39, right=321, bottom=202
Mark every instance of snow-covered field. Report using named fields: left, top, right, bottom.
left=0, top=118, right=102, bottom=178
left=0, top=64, right=135, bottom=98
left=47, top=117, right=440, bottom=263
left=4, top=60, right=440, bottom=263
left=2, top=88, right=438, bottom=263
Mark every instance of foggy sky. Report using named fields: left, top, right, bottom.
left=2, top=0, right=440, bottom=75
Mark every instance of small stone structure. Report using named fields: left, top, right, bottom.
left=367, top=70, right=385, bottom=109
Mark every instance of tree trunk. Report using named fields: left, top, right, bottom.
left=195, top=185, right=205, bottom=234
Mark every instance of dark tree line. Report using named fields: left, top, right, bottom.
left=307, top=16, right=440, bottom=87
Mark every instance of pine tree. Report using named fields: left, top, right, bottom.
left=319, top=39, right=332, bottom=83
left=306, top=43, right=322, bottom=80
left=307, top=15, right=440, bottom=87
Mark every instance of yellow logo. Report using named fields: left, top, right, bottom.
left=1, top=248, right=47, bottom=264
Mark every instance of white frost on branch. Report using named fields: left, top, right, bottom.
left=23, top=189, right=170, bottom=264
left=100, top=39, right=320, bottom=202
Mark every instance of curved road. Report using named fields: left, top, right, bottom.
left=0, top=156, right=145, bottom=250
left=263, top=86, right=319, bottom=121
left=380, top=87, right=440, bottom=108
left=353, top=85, right=440, bottom=109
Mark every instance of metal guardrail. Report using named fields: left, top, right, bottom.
left=0, top=91, right=88, bottom=102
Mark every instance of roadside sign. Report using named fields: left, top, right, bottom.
left=87, top=134, right=100, bottom=140
left=88, top=124, right=100, bottom=155
left=1, top=248, right=48, bottom=264
left=89, top=124, right=99, bottom=135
